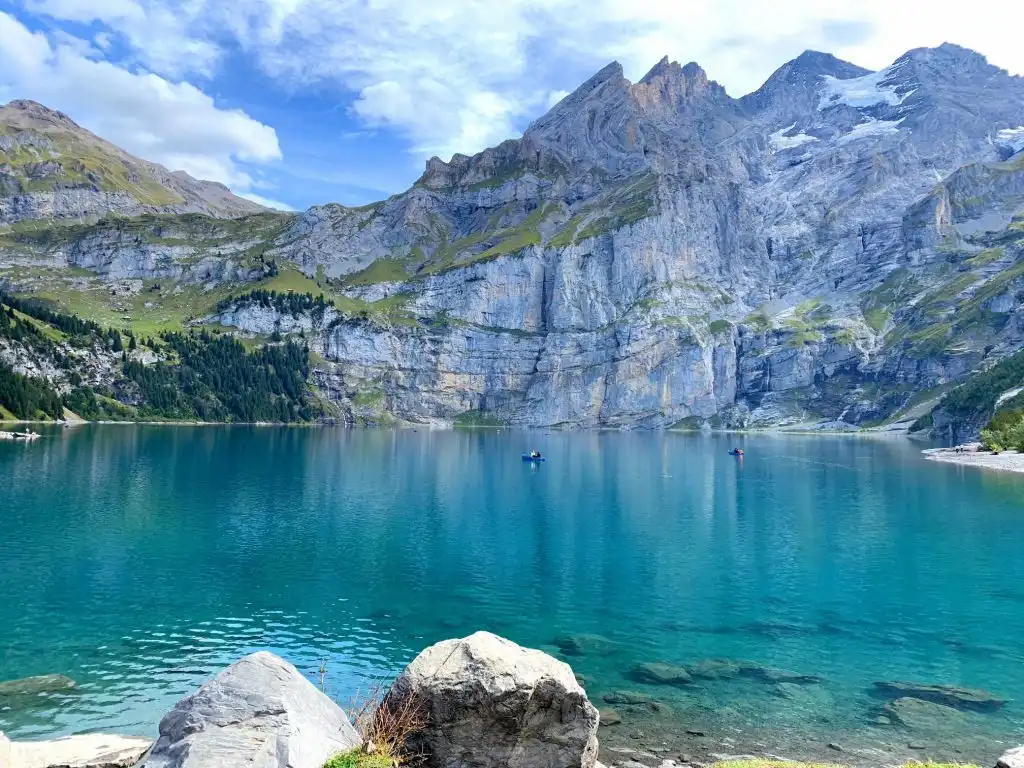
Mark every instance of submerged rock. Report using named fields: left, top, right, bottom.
left=7, top=732, right=151, bottom=768
left=998, top=746, right=1024, bottom=768
left=684, top=658, right=820, bottom=684
left=599, top=708, right=622, bottom=727
left=138, top=651, right=360, bottom=768
left=882, top=697, right=971, bottom=730
left=0, top=673, right=76, bottom=696
left=754, top=667, right=821, bottom=684
left=602, top=691, right=657, bottom=705
left=554, top=634, right=617, bottom=657
left=387, top=631, right=599, bottom=768
left=873, top=680, right=1005, bottom=711
left=628, top=663, right=692, bottom=686
left=683, top=658, right=747, bottom=680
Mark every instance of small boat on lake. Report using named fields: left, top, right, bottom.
left=521, top=453, right=546, bottom=463
left=729, top=448, right=744, bottom=456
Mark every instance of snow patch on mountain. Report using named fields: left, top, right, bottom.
left=836, top=117, right=905, bottom=145
left=818, top=67, right=911, bottom=110
left=770, top=125, right=818, bottom=151
left=996, top=126, right=1024, bottom=153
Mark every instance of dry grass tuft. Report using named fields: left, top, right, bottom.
left=343, top=679, right=428, bottom=767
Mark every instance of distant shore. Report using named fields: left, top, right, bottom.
left=923, top=445, right=1024, bottom=474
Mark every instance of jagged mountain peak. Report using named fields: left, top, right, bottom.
left=640, top=56, right=674, bottom=82
left=400, top=41, right=1020, bottom=196
left=740, top=50, right=869, bottom=118
left=896, top=42, right=997, bottom=70
left=883, top=43, right=1022, bottom=99
left=638, top=57, right=710, bottom=85
left=635, top=57, right=722, bottom=99
left=526, top=61, right=629, bottom=134
left=782, top=50, right=869, bottom=81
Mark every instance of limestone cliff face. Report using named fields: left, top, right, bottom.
left=272, top=44, right=1024, bottom=428
left=5, top=45, right=1024, bottom=429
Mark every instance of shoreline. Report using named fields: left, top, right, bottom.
left=922, top=446, right=1024, bottom=474
left=1, top=418, right=920, bottom=436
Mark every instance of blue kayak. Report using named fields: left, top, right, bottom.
left=522, top=454, right=546, bottom=462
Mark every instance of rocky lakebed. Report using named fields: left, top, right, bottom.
left=0, top=632, right=1020, bottom=768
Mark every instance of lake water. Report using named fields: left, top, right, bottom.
left=2, top=426, right=1023, bottom=764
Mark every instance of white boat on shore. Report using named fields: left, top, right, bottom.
left=0, top=430, right=41, bottom=441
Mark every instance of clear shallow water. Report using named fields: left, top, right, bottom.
left=1, top=427, right=1023, bottom=764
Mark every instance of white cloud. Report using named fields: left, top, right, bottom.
left=237, top=191, right=294, bottom=210
left=545, top=90, right=571, bottom=109
left=24, top=0, right=220, bottom=77
left=0, top=12, right=281, bottom=197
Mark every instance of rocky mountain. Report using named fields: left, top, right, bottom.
left=0, top=100, right=267, bottom=225
left=2, top=43, right=1024, bottom=430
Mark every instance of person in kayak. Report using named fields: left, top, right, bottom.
left=530, top=450, right=542, bottom=458
left=730, top=448, right=744, bottom=456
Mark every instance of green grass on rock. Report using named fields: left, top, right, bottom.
left=322, top=749, right=392, bottom=768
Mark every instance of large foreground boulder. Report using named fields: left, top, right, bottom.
left=5, top=732, right=151, bottom=767
left=138, top=651, right=361, bottom=768
left=388, top=631, right=599, bottom=768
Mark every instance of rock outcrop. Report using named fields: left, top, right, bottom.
left=387, top=631, right=600, bottom=768
left=137, top=651, right=361, bottom=768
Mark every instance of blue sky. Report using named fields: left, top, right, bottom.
left=1, top=0, right=1022, bottom=212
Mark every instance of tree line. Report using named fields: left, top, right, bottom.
left=1, top=293, right=319, bottom=423
left=123, top=331, right=317, bottom=422
left=941, top=349, right=1024, bottom=423
left=0, top=361, right=64, bottom=420
left=217, top=289, right=333, bottom=318
left=0, top=292, right=105, bottom=339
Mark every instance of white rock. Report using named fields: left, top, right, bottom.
left=7, top=733, right=151, bottom=768
left=137, top=651, right=360, bottom=768
left=998, top=746, right=1024, bottom=768
left=388, top=631, right=600, bottom=768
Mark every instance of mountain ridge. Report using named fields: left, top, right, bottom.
left=2, top=42, right=1024, bottom=434
left=0, top=99, right=267, bottom=225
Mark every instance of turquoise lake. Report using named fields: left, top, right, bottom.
left=2, top=426, right=1023, bottom=764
